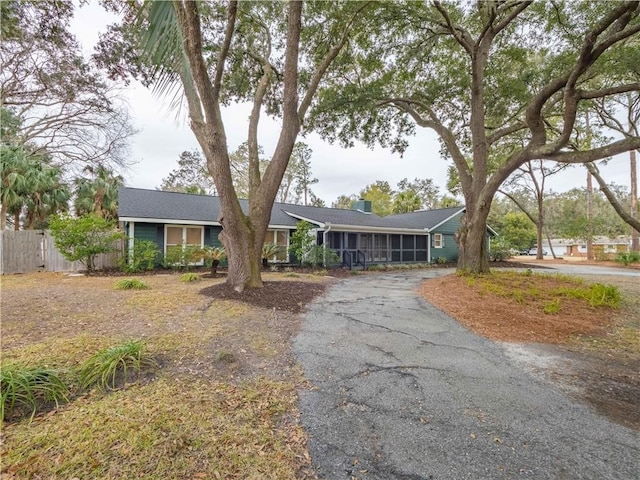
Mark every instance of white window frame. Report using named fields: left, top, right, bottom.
left=265, top=229, right=290, bottom=262
left=164, top=225, right=204, bottom=265
left=433, top=233, right=444, bottom=249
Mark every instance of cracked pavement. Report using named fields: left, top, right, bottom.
left=293, top=270, right=639, bottom=480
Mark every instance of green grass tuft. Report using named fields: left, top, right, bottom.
left=77, top=340, right=157, bottom=391
left=114, top=279, right=150, bottom=290
left=587, top=283, right=621, bottom=308
left=180, top=273, right=201, bottom=282
left=1, top=364, right=69, bottom=422
left=543, top=298, right=562, bottom=315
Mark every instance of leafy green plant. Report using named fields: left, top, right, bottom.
left=180, top=273, right=200, bottom=282
left=200, top=246, right=226, bottom=275
left=78, top=340, right=157, bottom=391
left=436, top=256, right=448, bottom=264
left=543, top=298, right=562, bottom=314
left=1, top=364, right=69, bottom=422
left=305, top=245, right=340, bottom=267
left=262, top=243, right=284, bottom=266
left=119, top=239, right=160, bottom=273
left=489, top=239, right=513, bottom=262
left=616, top=251, right=640, bottom=266
left=289, top=221, right=315, bottom=265
left=49, top=213, right=122, bottom=272
left=115, top=279, right=150, bottom=290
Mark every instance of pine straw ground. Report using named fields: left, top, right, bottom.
left=421, top=270, right=640, bottom=430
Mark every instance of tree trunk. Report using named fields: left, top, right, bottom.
left=631, top=148, right=638, bottom=252
left=536, top=195, right=544, bottom=260
left=456, top=205, right=490, bottom=273
left=211, top=259, right=219, bottom=276
left=1, top=203, right=7, bottom=230
left=586, top=169, right=594, bottom=260
left=13, top=211, right=20, bottom=231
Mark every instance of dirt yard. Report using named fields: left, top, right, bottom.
left=421, top=270, right=640, bottom=430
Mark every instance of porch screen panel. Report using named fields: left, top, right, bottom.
left=276, top=230, right=288, bottom=261
left=416, top=236, right=427, bottom=261
left=390, top=235, right=401, bottom=262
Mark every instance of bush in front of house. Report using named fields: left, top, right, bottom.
left=49, top=213, right=122, bottom=272
left=119, top=239, right=161, bottom=273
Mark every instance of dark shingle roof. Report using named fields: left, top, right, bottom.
left=118, top=187, right=463, bottom=232
left=386, top=207, right=465, bottom=230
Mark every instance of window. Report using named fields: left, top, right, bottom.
left=265, top=229, right=289, bottom=262
left=433, top=233, right=444, bottom=248
left=165, top=225, right=204, bottom=264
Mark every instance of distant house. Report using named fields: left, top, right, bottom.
left=542, top=237, right=630, bottom=259
left=118, top=187, right=495, bottom=268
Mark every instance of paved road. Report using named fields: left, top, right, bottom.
left=523, top=262, right=640, bottom=278
left=293, top=270, right=639, bottom=480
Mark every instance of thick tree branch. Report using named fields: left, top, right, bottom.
left=538, top=137, right=640, bottom=163
left=432, top=1, right=474, bottom=55
left=585, top=162, right=640, bottom=232
left=298, top=1, right=373, bottom=123
left=579, top=83, right=640, bottom=100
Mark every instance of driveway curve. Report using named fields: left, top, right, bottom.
left=293, top=270, right=639, bottom=480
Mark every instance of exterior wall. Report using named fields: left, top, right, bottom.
left=430, top=214, right=462, bottom=263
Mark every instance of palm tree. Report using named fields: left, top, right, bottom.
left=24, top=163, right=70, bottom=229
left=74, top=165, right=123, bottom=222
left=1, top=146, right=32, bottom=230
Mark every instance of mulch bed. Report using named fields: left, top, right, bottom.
left=200, top=281, right=328, bottom=313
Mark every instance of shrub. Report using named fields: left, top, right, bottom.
left=180, top=273, right=200, bottom=282
left=262, top=243, right=284, bottom=265
left=436, top=256, right=448, bottom=264
left=49, top=214, right=122, bottom=272
left=489, top=239, right=513, bottom=262
left=115, top=279, right=150, bottom=290
left=616, top=251, right=640, bottom=266
left=1, top=364, right=69, bottom=422
left=304, top=246, right=340, bottom=267
left=200, top=246, right=226, bottom=275
left=78, top=340, right=157, bottom=391
left=119, top=239, right=160, bottom=273
left=289, top=221, right=315, bottom=265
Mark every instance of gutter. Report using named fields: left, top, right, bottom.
left=322, top=223, right=332, bottom=265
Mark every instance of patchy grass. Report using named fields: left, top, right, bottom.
left=1, top=377, right=308, bottom=479
left=1, top=272, right=323, bottom=478
left=115, top=279, right=150, bottom=290
left=180, top=272, right=201, bottom=282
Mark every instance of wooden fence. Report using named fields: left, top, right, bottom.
left=0, top=230, right=122, bottom=275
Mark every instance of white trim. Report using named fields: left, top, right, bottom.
left=164, top=224, right=205, bottom=266
left=322, top=224, right=429, bottom=235
left=120, top=217, right=220, bottom=226
left=433, top=233, right=444, bottom=248
left=282, top=212, right=325, bottom=227
left=127, top=221, right=135, bottom=265
left=427, top=233, right=431, bottom=262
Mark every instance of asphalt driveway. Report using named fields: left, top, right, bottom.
left=293, top=270, right=639, bottom=479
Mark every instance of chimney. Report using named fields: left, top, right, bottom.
left=353, top=199, right=372, bottom=213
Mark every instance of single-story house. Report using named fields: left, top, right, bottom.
left=118, top=187, right=495, bottom=268
left=542, top=237, right=631, bottom=259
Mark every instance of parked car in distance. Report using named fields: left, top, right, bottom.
left=528, top=248, right=549, bottom=256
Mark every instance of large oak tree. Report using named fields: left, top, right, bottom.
left=107, top=1, right=374, bottom=290
left=311, top=0, right=640, bottom=273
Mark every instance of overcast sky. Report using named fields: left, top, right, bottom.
left=70, top=2, right=634, bottom=206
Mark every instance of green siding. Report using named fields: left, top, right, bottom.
left=430, top=214, right=462, bottom=262
left=134, top=223, right=164, bottom=251
left=204, top=226, right=223, bottom=248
